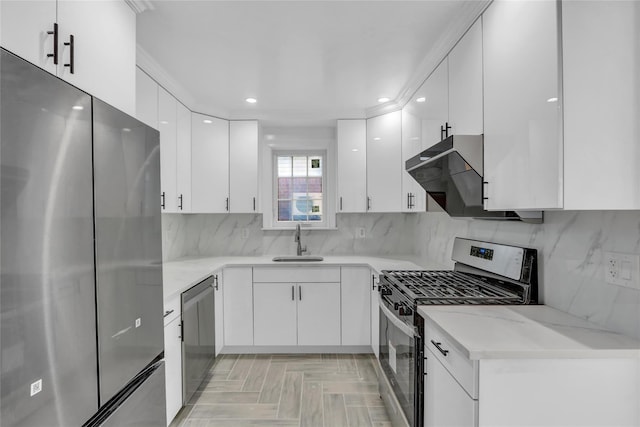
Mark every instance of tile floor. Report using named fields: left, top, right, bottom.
left=170, top=354, right=392, bottom=427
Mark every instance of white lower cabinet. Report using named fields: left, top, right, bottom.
left=222, top=267, right=254, bottom=346
left=297, top=283, right=341, bottom=346
left=253, top=283, right=297, bottom=346
left=341, top=267, right=371, bottom=346
left=163, top=310, right=182, bottom=426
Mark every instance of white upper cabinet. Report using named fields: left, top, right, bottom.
left=448, top=19, right=483, bottom=135
left=483, top=0, right=562, bottom=210
left=336, top=120, right=367, bottom=213
left=401, top=110, right=426, bottom=212
left=176, top=103, right=192, bottom=212
left=0, top=0, right=57, bottom=74
left=191, top=114, right=229, bottom=213
left=229, top=121, right=259, bottom=213
left=1, top=0, right=136, bottom=115
left=414, top=60, right=449, bottom=149
left=366, top=111, right=402, bottom=212
left=158, top=87, right=178, bottom=213
left=136, top=68, right=158, bottom=129
left=562, top=1, right=640, bottom=209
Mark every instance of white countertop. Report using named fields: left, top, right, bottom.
left=163, top=255, right=446, bottom=301
left=418, top=305, right=640, bottom=359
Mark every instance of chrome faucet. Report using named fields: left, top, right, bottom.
left=295, top=223, right=307, bottom=256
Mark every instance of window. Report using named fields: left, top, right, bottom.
left=275, top=153, right=324, bottom=224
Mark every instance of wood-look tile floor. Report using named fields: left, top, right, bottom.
left=170, top=354, right=392, bottom=427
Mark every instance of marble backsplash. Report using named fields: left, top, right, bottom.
left=162, top=212, right=419, bottom=260
left=415, top=211, right=640, bottom=341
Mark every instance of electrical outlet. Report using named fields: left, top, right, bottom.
left=135, top=318, right=141, bottom=328
left=605, top=251, right=640, bottom=289
left=356, top=227, right=366, bottom=239
left=30, top=379, right=42, bottom=397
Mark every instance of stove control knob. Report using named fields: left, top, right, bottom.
left=380, top=287, right=392, bottom=296
left=393, top=303, right=400, bottom=311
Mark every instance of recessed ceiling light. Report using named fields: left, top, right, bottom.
left=547, top=97, right=558, bottom=103
left=72, top=105, right=84, bottom=110
left=246, top=98, right=257, bottom=104
left=352, top=148, right=359, bottom=152
left=377, top=97, right=390, bottom=103
left=203, top=119, right=213, bottom=124
left=122, top=128, right=131, bottom=132
left=416, top=97, right=426, bottom=103
left=265, top=134, right=275, bottom=141
left=373, top=137, right=381, bottom=141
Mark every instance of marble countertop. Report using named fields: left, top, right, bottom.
left=418, top=305, right=640, bottom=359
left=163, top=255, right=446, bottom=301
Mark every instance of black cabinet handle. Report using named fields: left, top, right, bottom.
left=340, top=197, right=343, bottom=211
left=367, top=197, right=371, bottom=211
left=47, top=23, right=58, bottom=65
left=445, top=122, right=451, bottom=138
left=371, top=274, right=376, bottom=291
left=291, top=285, right=294, bottom=301
left=225, top=197, right=229, bottom=212
left=430, top=340, right=449, bottom=356
left=298, top=285, right=302, bottom=301
left=179, top=322, right=184, bottom=341
left=214, top=275, right=219, bottom=291
left=178, top=194, right=183, bottom=210
left=161, top=192, right=165, bottom=209
left=64, top=34, right=74, bottom=74
left=253, top=197, right=256, bottom=211
left=482, top=181, right=489, bottom=201
left=163, top=309, right=174, bottom=318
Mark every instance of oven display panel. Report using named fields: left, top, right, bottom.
left=470, top=245, right=494, bottom=260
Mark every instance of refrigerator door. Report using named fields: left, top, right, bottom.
left=92, top=98, right=164, bottom=404
left=88, top=362, right=167, bottom=427
left=0, top=49, right=98, bottom=426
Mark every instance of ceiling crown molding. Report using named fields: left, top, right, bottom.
left=366, top=0, right=491, bottom=119
left=124, top=0, right=154, bottom=14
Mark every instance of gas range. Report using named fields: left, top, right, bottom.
left=376, top=238, right=538, bottom=427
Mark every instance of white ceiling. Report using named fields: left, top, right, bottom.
left=136, top=1, right=488, bottom=127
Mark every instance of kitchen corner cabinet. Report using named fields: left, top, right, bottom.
left=0, top=0, right=135, bottom=115
left=448, top=19, right=483, bottom=136
left=482, top=0, right=562, bottom=210
left=336, top=120, right=367, bottom=213
left=222, top=267, right=253, bottom=346
left=253, top=267, right=341, bottom=347
left=340, top=267, right=371, bottom=346
left=191, top=114, right=229, bottom=213
left=366, top=111, right=402, bottom=212
left=229, top=121, right=259, bottom=213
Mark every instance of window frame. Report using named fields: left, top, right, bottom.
left=272, top=150, right=327, bottom=228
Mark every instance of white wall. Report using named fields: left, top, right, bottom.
left=416, top=211, right=640, bottom=341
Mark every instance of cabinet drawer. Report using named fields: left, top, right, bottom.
left=253, top=266, right=340, bottom=283
left=163, top=295, right=181, bottom=326
left=425, top=321, right=478, bottom=398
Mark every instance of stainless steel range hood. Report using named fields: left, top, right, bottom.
left=405, top=135, right=542, bottom=223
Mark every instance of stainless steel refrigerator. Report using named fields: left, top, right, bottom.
left=1, top=48, right=166, bottom=426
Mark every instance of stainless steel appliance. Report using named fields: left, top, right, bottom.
left=0, top=48, right=166, bottom=426
left=181, top=275, right=216, bottom=403
left=377, top=237, right=538, bottom=427
left=405, top=135, right=543, bottom=223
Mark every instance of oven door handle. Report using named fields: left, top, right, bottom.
left=379, top=302, right=420, bottom=338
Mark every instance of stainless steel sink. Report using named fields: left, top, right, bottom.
left=272, top=256, right=324, bottom=262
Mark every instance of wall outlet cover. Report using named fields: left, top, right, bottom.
left=605, top=251, right=640, bottom=289
left=30, top=379, right=42, bottom=397
left=356, top=227, right=366, bottom=239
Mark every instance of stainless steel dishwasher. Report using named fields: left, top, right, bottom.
left=181, top=275, right=216, bottom=403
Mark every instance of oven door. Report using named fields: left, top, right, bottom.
left=379, top=300, right=422, bottom=427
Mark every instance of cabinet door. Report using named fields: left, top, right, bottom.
left=222, top=268, right=253, bottom=346
left=0, top=0, right=57, bottom=74
left=341, top=267, right=371, bottom=346
left=158, top=87, right=177, bottom=212
left=176, top=102, right=191, bottom=212
left=562, top=1, right=640, bottom=209
left=57, top=0, right=135, bottom=115
left=164, top=317, right=182, bottom=426
left=483, top=0, right=562, bottom=210
left=366, top=111, right=402, bottom=212
left=424, top=347, right=477, bottom=427
left=336, top=120, right=367, bottom=213
left=191, top=114, right=229, bottom=213
left=401, top=109, right=426, bottom=212
left=253, top=283, right=297, bottom=346
left=417, top=60, right=449, bottom=149
left=136, top=68, right=158, bottom=129
left=371, top=272, right=380, bottom=359
left=449, top=19, right=483, bottom=135
left=297, top=283, right=341, bottom=346
left=229, top=120, right=258, bottom=213
left=214, top=272, right=224, bottom=355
